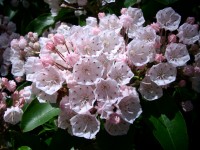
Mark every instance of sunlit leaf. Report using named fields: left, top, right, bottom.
left=25, top=13, right=55, bottom=35
left=17, top=146, right=32, bottom=150
left=124, top=0, right=138, bottom=7
left=142, top=95, right=189, bottom=150
left=21, top=99, right=60, bottom=132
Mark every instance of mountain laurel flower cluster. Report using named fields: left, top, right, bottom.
left=2, top=7, right=200, bottom=139
left=0, top=15, right=20, bottom=76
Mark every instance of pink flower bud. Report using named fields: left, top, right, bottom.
left=53, top=34, right=65, bottom=45
left=150, top=22, right=160, bottom=32
left=183, top=65, right=194, bottom=76
left=121, top=8, right=127, bottom=14
left=7, top=80, right=16, bottom=92
left=46, top=41, right=55, bottom=51
left=194, top=66, right=200, bottom=75
left=178, top=80, right=186, bottom=87
left=186, top=17, right=195, bottom=24
left=168, top=34, right=177, bottom=43
left=98, top=12, right=105, bottom=19
left=155, top=54, right=165, bottom=63
left=18, top=37, right=27, bottom=49
left=1, top=77, right=9, bottom=87
left=33, top=42, right=40, bottom=50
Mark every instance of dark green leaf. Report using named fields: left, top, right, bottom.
left=149, top=112, right=188, bottom=150
left=54, top=8, right=73, bottom=22
left=17, top=146, right=32, bottom=150
left=142, top=95, right=189, bottom=150
left=124, top=0, right=138, bottom=7
left=154, top=0, right=178, bottom=5
left=25, top=13, right=55, bottom=35
left=21, top=99, right=60, bottom=132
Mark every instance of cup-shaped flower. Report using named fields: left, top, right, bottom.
left=104, top=113, right=130, bottom=136
left=70, top=113, right=100, bottom=139
left=177, top=23, right=199, bottom=45
left=73, top=57, right=104, bottom=85
left=108, top=62, right=134, bottom=85
left=156, top=7, right=181, bottom=31
left=127, top=40, right=155, bottom=66
left=118, top=94, right=142, bottom=124
left=3, top=106, right=23, bottom=125
left=35, top=66, right=64, bottom=95
left=69, top=85, right=95, bottom=114
left=95, top=78, right=119, bottom=102
left=138, top=76, right=163, bottom=100
left=149, top=63, right=177, bottom=86
left=165, top=43, right=190, bottom=67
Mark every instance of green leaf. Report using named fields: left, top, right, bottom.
left=149, top=112, right=188, bottom=150
left=143, top=95, right=189, bottom=150
left=17, top=146, right=32, bottom=150
left=154, top=0, right=178, bottom=5
left=25, top=13, right=55, bottom=35
left=21, top=99, right=60, bottom=132
left=124, top=0, right=137, bottom=7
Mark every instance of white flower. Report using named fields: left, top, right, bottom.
left=95, top=78, right=119, bottom=102
left=100, top=30, right=125, bottom=58
left=24, top=57, right=44, bottom=82
left=156, top=7, right=181, bottom=31
left=3, top=106, right=23, bottom=125
left=104, top=113, right=130, bottom=136
left=123, top=7, right=145, bottom=27
left=73, top=57, right=104, bottom=85
left=75, top=35, right=103, bottom=56
left=99, top=14, right=122, bottom=33
left=177, top=23, right=199, bottom=45
left=69, top=85, right=95, bottom=114
left=118, top=94, right=142, bottom=124
left=149, top=63, right=177, bottom=86
left=127, top=40, right=156, bottom=66
left=35, top=66, right=64, bottom=95
left=32, top=83, right=58, bottom=103
left=70, top=113, right=100, bottom=139
left=11, top=59, right=25, bottom=76
left=108, top=62, right=134, bottom=85
left=138, top=76, right=163, bottom=100
left=165, top=43, right=190, bottom=67
left=57, top=96, right=77, bottom=134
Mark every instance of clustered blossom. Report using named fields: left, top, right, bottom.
left=0, top=15, right=20, bottom=76
left=2, top=6, right=200, bottom=139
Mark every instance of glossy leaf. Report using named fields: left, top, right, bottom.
left=17, top=146, right=32, bottom=150
left=149, top=112, right=188, bottom=150
left=21, top=99, right=60, bottom=132
left=124, top=0, right=137, bottom=7
left=25, top=13, right=55, bottom=35
left=142, top=95, right=189, bottom=150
